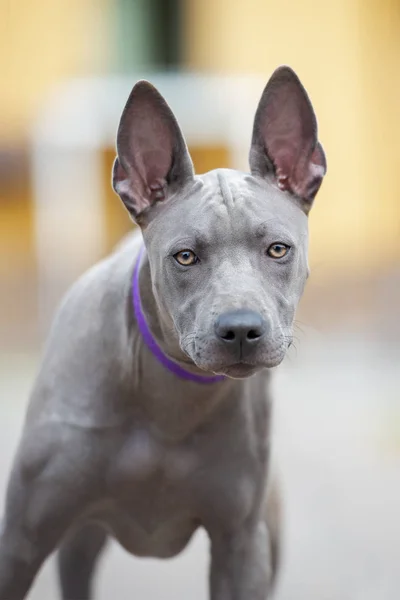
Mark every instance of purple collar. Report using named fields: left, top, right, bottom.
left=132, top=246, right=225, bottom=385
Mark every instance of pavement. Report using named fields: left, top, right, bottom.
left=1, top=331, right=400, bottom=599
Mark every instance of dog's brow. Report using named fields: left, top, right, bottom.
left=170, top=229, right=209, bottom=249
left=254, top=219, right=278, bottom=238
left=254, top=220, right=297, bottom=244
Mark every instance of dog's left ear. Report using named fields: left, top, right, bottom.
left=249, top=66, right=326, bottom=213
left=112, top=80, right=194, bottom=223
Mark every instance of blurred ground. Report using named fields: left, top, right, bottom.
left=1, top=278, right=400, bottom=600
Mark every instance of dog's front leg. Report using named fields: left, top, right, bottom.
left=0, top=425, right=100, bottom=600
left=209, top=520, right=273, bottom=600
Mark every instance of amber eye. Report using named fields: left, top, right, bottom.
left=267, top=243, right=290, bottom=259
left=174, top=249, right=199, bottom=266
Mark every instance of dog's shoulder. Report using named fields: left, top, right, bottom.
left=57, top=231, right=139, bottom=322
left=36, top=230, right=142, bottom=376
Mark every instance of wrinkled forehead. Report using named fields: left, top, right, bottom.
left=146, top=169, right=309, bottom=250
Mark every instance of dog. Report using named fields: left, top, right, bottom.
left=0, top=66, right=326, bottom=599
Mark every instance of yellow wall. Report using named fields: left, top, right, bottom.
left=184, top=0, right=400, bottom=273
left=1, top=0, right=112, bottom=144
left=2, top=0, right=399, bottom=275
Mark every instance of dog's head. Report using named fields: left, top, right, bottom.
left=112, top=67, right=326, bottom=379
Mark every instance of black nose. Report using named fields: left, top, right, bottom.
left=214, top=310, right=268, bottom=350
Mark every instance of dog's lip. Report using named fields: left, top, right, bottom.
left=188, top=357, right=257, bottom=378
left=188, top=344, right=289, bottom=375
left=211, top=353, right=286, bottom=375
left=219, top=362, right=261, bottom=379
left=203, top=359, right=254, bottom=371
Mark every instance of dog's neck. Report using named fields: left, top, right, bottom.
left=128, top=248, right=239, bottom=442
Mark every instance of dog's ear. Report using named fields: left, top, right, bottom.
left=112, top=81, right=194, bottom=223
left=249, top=66, right=326, bottom=213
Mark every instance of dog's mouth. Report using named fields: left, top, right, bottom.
left=179, top=346, right=262, bottom=379
left=219, top=362, right=262, bottom=379
left=215, top=354, right=287, bottom=378
left=180, top=330, right=291, bottom=379
left=192, top=353, right=287, bottom=379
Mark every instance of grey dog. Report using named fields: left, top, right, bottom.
left=0, top=66, right=326, bottom=599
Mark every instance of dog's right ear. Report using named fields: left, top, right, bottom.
left=112, top=81, right=194, bottom=224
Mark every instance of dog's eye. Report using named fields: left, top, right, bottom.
left=174, top=250, right=199, bottom=266
left=267, top=243, right=290, bottom=259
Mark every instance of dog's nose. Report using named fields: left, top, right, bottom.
left=214, top=310, right=268, bottom=349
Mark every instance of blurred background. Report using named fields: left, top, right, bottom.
left=1, top=0, right=400, bottom=598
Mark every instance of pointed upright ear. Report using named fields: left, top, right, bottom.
left=112, top=81, right=194, bottom=223
left=249, top=66, right=327, bottom=213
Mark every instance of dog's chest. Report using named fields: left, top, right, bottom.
left=110, top=429, right=197, bottom=486
left=106, top=426, right=258, bottom=544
